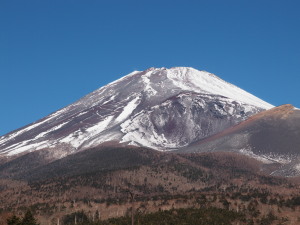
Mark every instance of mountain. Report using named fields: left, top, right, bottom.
left=0, top=67, right=272, bottom=161
left=181, top=104, right=300, bottom=176
left=4, top=67, right=300, bottom=224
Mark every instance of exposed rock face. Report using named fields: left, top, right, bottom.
left=120, top=92, right=263, bottom=149
left=0, top=67, right=272, bottom=159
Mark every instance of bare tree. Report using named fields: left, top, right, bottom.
left=127, top=191, right=135, bottom=225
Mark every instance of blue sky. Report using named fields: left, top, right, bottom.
left=1, top=0, right=300, bottom=136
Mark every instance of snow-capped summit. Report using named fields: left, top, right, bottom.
left=163, top=67, right=272, bottom=109
left=0, top=67, right=273, bottom=158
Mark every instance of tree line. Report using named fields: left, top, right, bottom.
left=7, top=210, right=39, bottom=225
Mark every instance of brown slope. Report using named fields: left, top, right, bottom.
left=181, top=104, right=300, bottom=156
left=1, top=146, right=297, bottom=224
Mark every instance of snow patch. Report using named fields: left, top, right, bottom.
left=104, top=70, right=141, bottom=88
left=142, top=71, right=157, bottom=96
left=86, top=115, right=115, bottom=134
left=239, top=148, right=295, bottom=164
left=34, top=121, right=69, bottom=139
left=115, top=96, right=140, bottom=122
left=83, top=131, right=121, bottom=149
left=295, top=164, right=300, bottom=171
left=6, top=141, right=49, bottom=156
left=60, top=115, right=115, bottom=148
left=239, top=149, right=273, bottom=164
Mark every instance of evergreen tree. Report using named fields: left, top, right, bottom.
left=7, top=215, right=21, bottom=225
left=62, top=211, right=89, bottom=225
left=21, top=210, right=39, bottom=225
left=95, top=210, right=100, bottom=221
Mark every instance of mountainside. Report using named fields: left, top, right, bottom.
left=1, top=147, right=300, bottom=224
left=0, top=67, right=273, bottom=160
left=181, top=104, right=300, bottom=176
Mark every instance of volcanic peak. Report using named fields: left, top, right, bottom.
left=0, top=67, right=273, bottom=157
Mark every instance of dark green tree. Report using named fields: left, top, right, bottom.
left=7, top=215, right=21, bottom=225
left=95, top=210, right=100, bottom=221
left=21, top=210, right=39, bottom=225
left=62, top=211, right=89, bottom=225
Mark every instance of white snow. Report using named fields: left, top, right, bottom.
left=260, top=152, right=295, bottom=164
left=239, top=148, right=296, bottom=164
left=34, top=121, right=69, bottom=139
left=239, top=148, right=273, bottom=164
left=141, top=71, right=157, bottom=96
left=5, top=141, right=49, bottom=156
left=103, top=70, right=141, bottom=89
left=295, top=164, right=300, bottom=171
left=60, top=115, right=115, bottom=148
left=115, top=96, right=140, bottom=122
left=167, top=67, right=273, bottom=110
left=82, top=131, right=121, bottom=149
left=59, top=130, right=86, bottom=149
left=86, top=115, right=114, bottom=134
left=120, top=111, right=179, bottom=150
left=76, top=111, right=89, bottom=117
left=0, top=112, right=60, bottom=145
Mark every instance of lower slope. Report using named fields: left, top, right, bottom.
left=1, top=146, right=299, bottom=224
left=181, top=104, right=300, bottom=176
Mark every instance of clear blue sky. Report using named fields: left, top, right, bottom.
left=1, top=0, right=300, bottom=136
